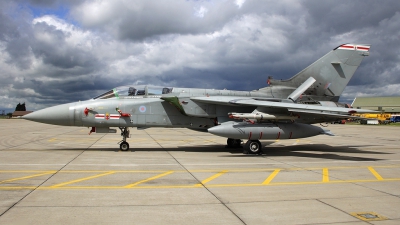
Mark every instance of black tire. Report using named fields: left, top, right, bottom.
left=246, top=140, right=262, bottom=154
left=227, top=138, right=235, bottom=147
left=227, top=138, right=242, bottom=148
left=233, top=139, right=242, bottom=148
left=120, top=141, right=130, bottom=151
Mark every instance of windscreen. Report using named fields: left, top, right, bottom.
left=93, top=86, right=172, bottom=99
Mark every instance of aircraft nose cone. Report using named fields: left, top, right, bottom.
left=23, top=103, right=71, bottom=126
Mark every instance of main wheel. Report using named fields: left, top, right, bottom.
left=246, top=140, right=262, bottom=154
left=227, top=138, right=235, bottom=147
left=227, top=138, right=242, bottom=148
left=120, top=141, right=130, bottom=151
left=233, top=139, right=241, bottom=148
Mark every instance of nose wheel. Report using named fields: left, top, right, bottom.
left=120, top=141, right=129, bottom=151
left=118, top=127, right=130, bottom=151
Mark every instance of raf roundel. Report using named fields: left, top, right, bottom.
left=139, top=106, right=146, bottom=113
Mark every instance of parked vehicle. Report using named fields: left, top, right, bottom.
left=390, top=115, right=400, bottom=123
left=332, top=120, right=346, bottom=124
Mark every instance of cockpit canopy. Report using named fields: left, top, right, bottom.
left=93, top=86, right=172, bottom=100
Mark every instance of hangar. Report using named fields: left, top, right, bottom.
left=11, top=111, right=33, bottom=118
left=352, top=96, right=400, bottom=114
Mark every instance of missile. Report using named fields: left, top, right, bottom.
left=208, top=122, right=332, bottom=140
left=228, top=112, right=297, bottom=121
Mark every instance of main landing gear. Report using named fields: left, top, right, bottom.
left=243, top=140, right=263, bottom=155
left=118, top=127, right=130, bottom=151
left=226, top=138, right=263, bottom=155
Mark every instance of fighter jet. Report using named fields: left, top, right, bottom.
left=24, top=44, right=373, bottom=154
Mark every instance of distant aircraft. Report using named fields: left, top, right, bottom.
left=24, top=44, right=373, bottom=154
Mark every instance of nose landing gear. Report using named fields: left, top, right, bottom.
left=118, top=127, right=130, bottom=151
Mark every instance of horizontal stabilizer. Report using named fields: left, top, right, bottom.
left=321, top=129, right=335, bottom=136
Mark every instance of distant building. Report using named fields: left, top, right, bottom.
left=352, top=96, right=400, bottom=114
left=11, top=111, right=33, bottom=118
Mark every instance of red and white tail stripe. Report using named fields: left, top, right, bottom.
left=338, top=44, right=370, bottom=52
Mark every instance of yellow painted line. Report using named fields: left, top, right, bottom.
left=0, top=170, right=59, bottom=173
left=194, top=170, right=228, bottom=187
left=124, top=171, right=174, bottom=188
left=58, top=170, right=170, bottom=173
left=0, top=164, right=399, bottom=174
left=48, top=138, right=56, bottom=142
left=262, top=169, right=280, bottom=185
left=368, top=167, right=384, bottom=180
left=50, top=172, right=115, bottom=188
left=207, top=178, right=400, bottom=188
left=322, top=168, right=329, bottom=182
left=1, top=178, right=400, bottom=190
left=0, top=172, right=55, bottom=184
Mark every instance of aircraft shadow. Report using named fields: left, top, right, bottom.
left=58, top=143, right=389, bottom=161
left=223, top=144, right=389, bottom=161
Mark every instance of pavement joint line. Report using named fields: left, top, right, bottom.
left=50, top=171, right=116, bottom=188
left=322, top=168, right=329, bottom=182
left=0, top=171, right=56, bottom=184
left=3, top=128, right=81, bottom=150
left=0, top=130, right=90, bottom=218
left=124, top=171, right=174, bottom=188
left=353, top=167, right=400, bottom=199
left=368, top=166, right=384, bottom=180
left=194, top=170, right=228, bottom=187
left=144, top=129, right=246, bottom=225
left=46, top=134, right=110, bottom=188
left=262, top=169, right=280, bottom=185
left=315, top=199, right=361, bottom=224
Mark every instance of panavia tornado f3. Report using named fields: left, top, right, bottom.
left=24, top=44, right=374, bottom=154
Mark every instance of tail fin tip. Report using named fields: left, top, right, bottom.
left=334, top=43, right=371, bottom=53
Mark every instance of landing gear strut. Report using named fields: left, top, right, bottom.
left=244, top=140, right=263, bottom=155
left=118, top=127, right=130, bottom=151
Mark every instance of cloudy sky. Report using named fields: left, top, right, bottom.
left=1, top=0, right=399, bottom=112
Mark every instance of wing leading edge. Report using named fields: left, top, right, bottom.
left=191, top=96, right=375, bottom=117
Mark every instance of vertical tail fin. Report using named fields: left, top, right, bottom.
left=260, top=44, right=370, bottom=101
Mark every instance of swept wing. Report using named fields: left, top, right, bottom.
left=191, top=96, right=375, bottom=120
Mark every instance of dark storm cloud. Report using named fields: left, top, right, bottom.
left=72, top=0, right=250, bottom=41
left=30, top=22, right=100, bottom=70
left=5, top=36, right=33, bottom=69
left=303, top=0, right=399, bottom=33
left=79, top=0, right=399, bottom=95
left=1, top=0, right=400, bottom=111
left=0, top=1, right=108, bottom=110
left=0, top=1, right=35, bottom=69
left=0, top=8, right=19, bottom=41
left=24, top=0, right=81, bottom=7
